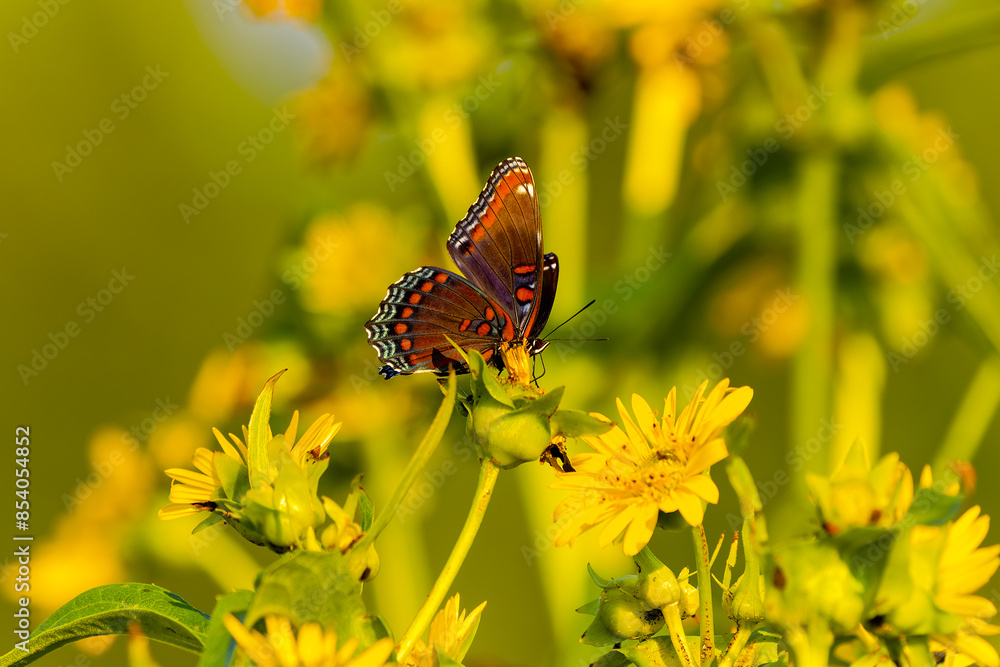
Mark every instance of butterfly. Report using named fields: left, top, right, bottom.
left=365, top=157, right=558, bottom=383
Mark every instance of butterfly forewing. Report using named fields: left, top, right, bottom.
left=447, top=157, right=545, bottom=336
left=365, top=267, right=509, bottom=377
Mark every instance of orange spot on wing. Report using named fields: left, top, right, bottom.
left=459, top=319, right=471, bottom=332
left=477, top=323, right=492, bottom=336
left=394, top=323, right=407, bottom=334
left=482, top=348, right=494, bottom=360
left=435, top=273, right=448, bottom=283
left=408, top=293, right=422, bottom=304
left=485, top=307, right=495, bottom=321
left=408, top=353, right=418, bottom=364
left=401, top=307, right=414, bottom=318
left=516, top=287, right=534, bottom=302
left=420, top=281, right=434, bottom=292
left=471, top=225, right=485, bottom=242
left=514, top=264, right=535, bottom=274
left=401, top=339, right=412, bottom=351
left=492, top=180, right=513, bottom=205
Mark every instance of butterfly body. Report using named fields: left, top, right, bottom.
left=365, top=157, right=557, bottom=383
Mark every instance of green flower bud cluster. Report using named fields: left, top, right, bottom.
left=458, top=349, right=610, bottom=468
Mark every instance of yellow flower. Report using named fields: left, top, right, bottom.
left=157, top=410, right=339, bottom=521
left=223, top=615, right=394, bottom=667
left=551, top=379, right=753, bottom=556
left=157, top=427, right=248, bottom=520
left=924, top=506, right=1000, bottom=667
left=806, top=440, right=915, bottom=534
left=282, top=410, right=341, bottom=471
left=401, top=594, right=486, bottom=667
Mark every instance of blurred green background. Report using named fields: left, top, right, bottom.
left=3, top=0, right=1000, bottom=664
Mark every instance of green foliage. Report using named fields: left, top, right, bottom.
left=0, top=584, right=209, bottom=667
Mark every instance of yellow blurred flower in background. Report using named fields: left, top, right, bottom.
left=243, top=0, right=322, bottom=22
left=293, top=64, right=372, bottom=166
left=296, top=204, right=423, bottom=315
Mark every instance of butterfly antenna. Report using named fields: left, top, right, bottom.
left=532, top=352, right=547, bottom=385
left=543, top=299, right=597, bottom=340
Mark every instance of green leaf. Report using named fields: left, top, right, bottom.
left=551, top=409, right=611, bottom=438
left=196, top=590, right=253, bottom=667
left=248, top=369, right=286, bottom=490
left=214, top=450, right=249, bottom=502
left=515, top=385, right=564, bottom=416
left=0, top=583, right=209, bottom=667
left=905, top=488, right=963, bottom=526
left=587, top=563, right=612, bottom=588
left=358, top=487, right=375, bottom=533
left=462, top=347, right=514, bottom=408
left=593, top=649, right=633, bottom=667
left=192, top=512, right=226, bottom=535
left=356, top=372, right=456, bottom=552
left=245, top=551, right=375, bottom=645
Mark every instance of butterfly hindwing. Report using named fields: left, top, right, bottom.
left=447, top=157, right=545, bottom=337
left=365, top=267, right=511, bottom=377
left=529, top=252, right=559, bottom=340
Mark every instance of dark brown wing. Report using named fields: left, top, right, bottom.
left=447, top=157, right=545, bottom=339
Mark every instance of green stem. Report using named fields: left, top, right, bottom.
left=861, top=3, right=1000, bottom=88
left=933, top=355, right=1000, bottom=476
left=693, top=524, right=715, bottom=665
left=718, top=624, right=755, bottom=667
left=356, top=374, right=456, bottom=554
left=663, top=604, right=697, bottom=667
left=396, top=458, right=500, bottom=663
left=793, top=150, right=838, bottom=473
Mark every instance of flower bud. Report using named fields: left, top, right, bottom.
left=634, top=548, right=681, bottom=608
left=582, top=584, right=664, bottom=645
